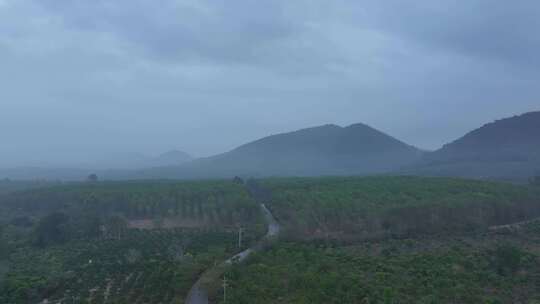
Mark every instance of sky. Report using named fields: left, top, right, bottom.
left=1, top=0, right=539, bottom=168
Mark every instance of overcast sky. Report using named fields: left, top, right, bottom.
left=1, top=0, right=539, bottom=168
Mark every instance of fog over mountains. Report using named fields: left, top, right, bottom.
left=1, top=111, right=539, bottom=182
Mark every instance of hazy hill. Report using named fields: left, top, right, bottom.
left=135, top=123, right=422, bottom=179
left=413, top=111, right=540, bottom=180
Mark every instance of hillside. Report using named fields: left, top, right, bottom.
left=413, top=112, right=540, bottom=180
left=135, top=123, right=422, bottom=179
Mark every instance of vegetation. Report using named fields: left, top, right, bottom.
left=0, top=228, right=250, bottom=303
left=2, top=176, right=540, bottom=303
left=0, top=180, right=262, bottom=229
left=0, top=179, right=264, bottom=303
left=261, top=176, right=540, bottom=240
left=223, top=223, right=540, bottom=304
left=0, top=179, right=59, bottom=196
left=532, top=175, right=540, bottom=186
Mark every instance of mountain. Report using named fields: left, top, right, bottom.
left=134, top=123, right=423, bottom=179
left=412, top=111, right=540, bottom=180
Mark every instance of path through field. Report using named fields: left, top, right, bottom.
left=185, top=203, right=280, bottom=304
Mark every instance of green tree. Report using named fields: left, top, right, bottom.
left=33, top=212, right=71, bottom=247
left=490, top=244, right=523, bottom=276
left=0, top=225, right=8, bottom=260
left=105, top=216, right=127, bottom=240
left=87, top=174, right=98, bottom=183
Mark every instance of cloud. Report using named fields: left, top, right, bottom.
left=0, top=0, right=539, bottom=167
left=363, top=1, right=540, bottom=69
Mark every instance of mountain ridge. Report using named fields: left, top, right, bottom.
left=410, top=111, right=540, bottom=180
left=134, top=122, right=423, bottom=179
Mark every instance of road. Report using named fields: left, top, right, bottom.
left=185, top=281, right=208, bottom=304
left=185, top=203, right=280, bottom=304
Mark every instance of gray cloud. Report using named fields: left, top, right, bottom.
left=364, top=1, right=540, bottom=69
left=0, top=0, right=538, bottom=168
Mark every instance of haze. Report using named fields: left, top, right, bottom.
left=1, top=0, right=539, bottom=169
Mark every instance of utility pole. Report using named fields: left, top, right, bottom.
left=222, top=275, right=228, bottom=303
left=238, top=226, right=243, bottom=249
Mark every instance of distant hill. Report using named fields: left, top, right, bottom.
left=134, top=123, right=422, bottom=179
left=412, top=111, right=540, bottom=180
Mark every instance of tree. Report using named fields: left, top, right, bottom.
left=33, top=212, right=71, bottom=247
left=531, top=175, right=540, bottom=186
left=490, top=244, right=523, bottom=276
left=79, top=214, right=102, bottom=239
left=87, top=174, right=98, bottom=183
left=0, top=225, right=8, bottom=260
left=105, top=216, right=127, bottom=240
left=233, top=176, right=244, bottom=185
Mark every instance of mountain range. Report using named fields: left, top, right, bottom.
left=2, top=112, right=539, bottom=182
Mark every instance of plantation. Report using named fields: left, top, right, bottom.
left=261, top=176, right=540, bottom=240
left=1, top=228, right=252, bottom=303
left=0, top=179, right=265, bottom=303
left=0, top=180, right=260, bottom=224
left=223, top=222, right=540, bottom=304
left=2, top=176, right=540, bottom=303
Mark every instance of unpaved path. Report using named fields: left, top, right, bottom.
left=185, top=203, right=280, bottom=304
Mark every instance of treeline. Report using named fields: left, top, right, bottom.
left=261, top=176, right=540, bottom=240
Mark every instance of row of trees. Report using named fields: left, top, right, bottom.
left=33, top=212, right=129, bottom=247
left=261, top=176, right=540, bottom=241
left=1, top=180, right=260, bottom=227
